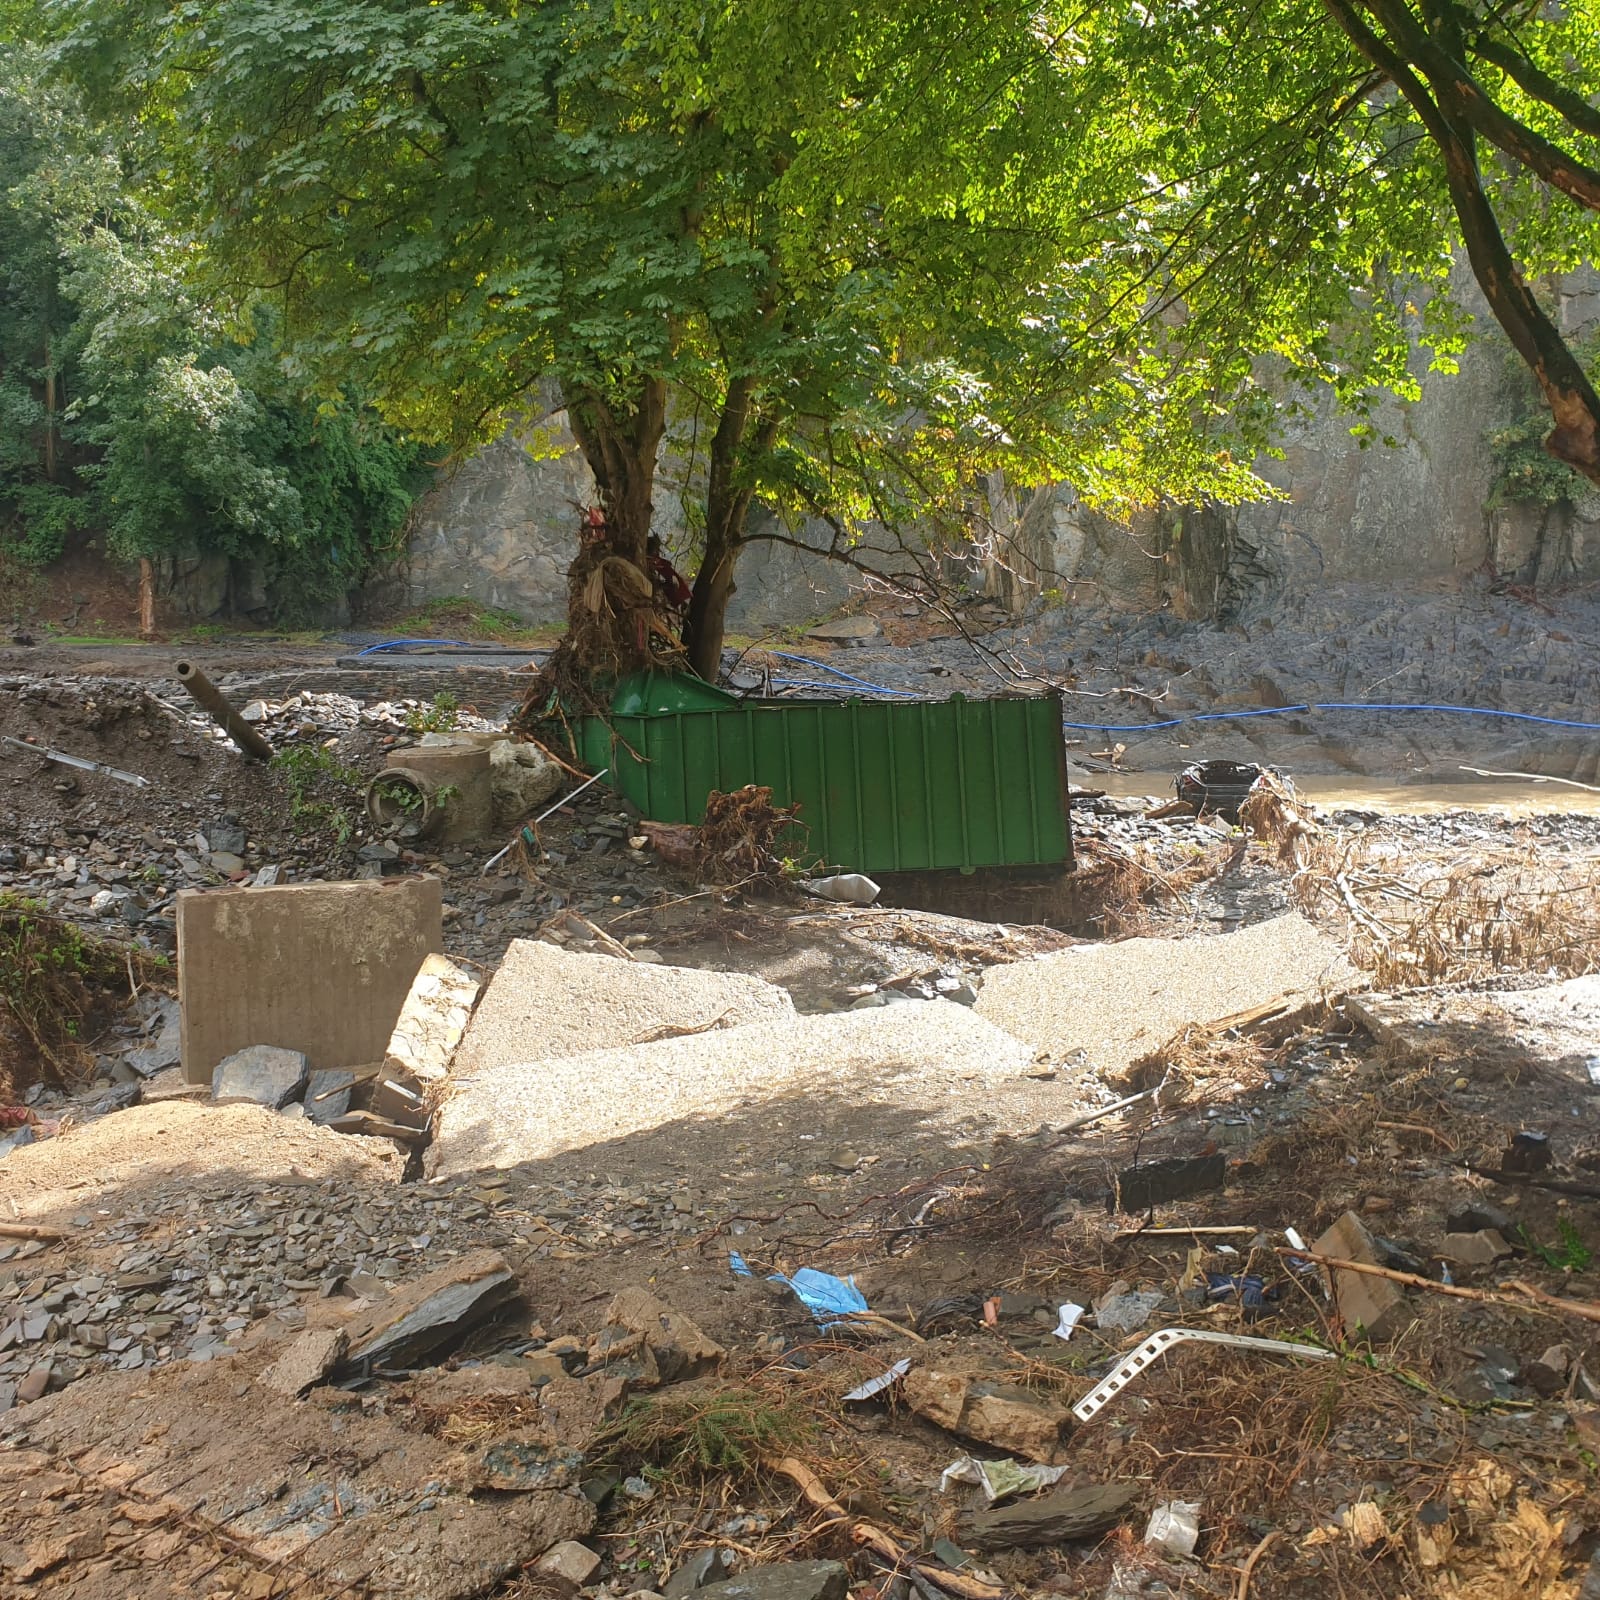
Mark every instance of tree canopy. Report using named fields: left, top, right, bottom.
left=40, top=0, right=1600, bottom=661
left=0, top=43, right=432, bottom=624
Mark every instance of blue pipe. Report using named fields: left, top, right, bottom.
left=1060, top=701, right=1600, bottom=733
left=767, top=650, right=919, bottom=697
left=355, top=637, right=476, bottom=655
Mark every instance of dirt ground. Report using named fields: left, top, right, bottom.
left=2, top=643, right=1599, bottom=1600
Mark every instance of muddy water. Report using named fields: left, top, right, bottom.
left=1079, top=769, right=1600, bottom=817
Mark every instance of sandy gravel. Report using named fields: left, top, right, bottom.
left=974, top=911, right=1356, bottom=1073
left=451, top=940, right=795, bottom=1077
left=430, top=1002, right=1032, bottom=1176
left=2, top=1100, right=400, bottom=1222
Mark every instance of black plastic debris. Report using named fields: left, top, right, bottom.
left=1110, top=1153, right=1226, bottom=1214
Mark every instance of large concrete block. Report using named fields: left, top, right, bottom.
left=177, top=877, right=443, bottom=1085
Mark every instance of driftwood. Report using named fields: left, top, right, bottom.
left=956, top=1482, right=1138, bottom=1551
left=0, top=1223, right=65, bottom=1243
left=768, top=1456, right=1003, bottom=1600
left=1277, top=1245, right=1600, bottom=1326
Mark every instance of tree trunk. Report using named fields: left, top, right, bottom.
left=1326, top=0, right=1600, bottom=487
left=563, top=378, right=667, bottom=568
left=138, top=559, right=156, bottom=638
left=683, top=379, right=775, bottom=680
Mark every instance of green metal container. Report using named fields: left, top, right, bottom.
left=576, top=675, right=1072, bottom=873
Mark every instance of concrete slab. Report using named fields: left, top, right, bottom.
left=974, top=912, right=1355, bottom=1073
left=177, top=877, right=442, bottom=1084
left=450, top=940, right=794, bottom=1079
left=383, top=953, right=479, bottom=1083
left=429, top=1002, right=1032, bottom=1177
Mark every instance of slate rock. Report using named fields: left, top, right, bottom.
left=537, top=1541, right=603, bottom=1586
left=204, top=819, right=248, bottom=855
left=664, top=1548, right=734, bottom=1598
left=305, top=1069, right=357, bottom=1126
left=337, top=1249, right=516, bottom=1373
left=212, top=1045, right=310, bottom=1110
left=806, top=616, right=881, bottom=645
left=1446, top=1201, right=1513, bottom=1235
left=696, top=1561, right=850, bottom=1600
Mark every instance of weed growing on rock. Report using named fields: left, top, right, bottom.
left=271, top=746, right=364, bottom=847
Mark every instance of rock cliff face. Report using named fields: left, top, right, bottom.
left=402, top=280, right=1600, bottom=629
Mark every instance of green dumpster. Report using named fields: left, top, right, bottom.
left=575, top=675, right=1072, bottom=874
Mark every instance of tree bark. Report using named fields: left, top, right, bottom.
left=683, top=378, right=776, bottom=680
left=562, top=377, right=667, bottom=567
left=138, top=559, right=156, bottom=638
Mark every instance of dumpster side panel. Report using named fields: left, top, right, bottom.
left=580, top=691, right=1070, bottom=873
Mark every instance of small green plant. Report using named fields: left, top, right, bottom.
left=405, top=691, right=460, bottom=734
left=1521, top=1219, right=1592, bottom=1273
left=371, top=774, right=426, bottom=815
left=271, top=745, right=364, bottom=846
left=595, top=1385, right=818, bottom=1488
left=395, top=596, right=554, bottom=644
left=0, top=893, right=163, bottom=1084
left=434, top=783, right=460, bottom=810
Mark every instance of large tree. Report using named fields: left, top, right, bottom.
left=49, top=0, right=1297, bottom=677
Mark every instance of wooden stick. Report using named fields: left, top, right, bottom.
left=768, top=1457, right=1003, bottom=1600
left=1235, top=1530, right=1280, bottom=1600
left=1114, top=1225, right=1258, bottom=1241
left=1277, top=1246, right=1600, bottom=1326
left=0, top=1223, right=65, bottom=1243
left=1459, top=764, right=1600, bottom=793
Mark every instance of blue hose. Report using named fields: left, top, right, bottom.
left=771, top=650, right=1600, bottom=731
left=355, top=637, right=475, bottom=655
left=768, top=650, right=919, bottom=697
left=1061, top=701, right=1600, bottom=733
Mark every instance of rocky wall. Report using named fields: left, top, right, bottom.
left=398, top=276, right=1600, bottom=630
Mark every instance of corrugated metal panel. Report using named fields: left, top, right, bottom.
left=577, top=683, right=1072, bottom=873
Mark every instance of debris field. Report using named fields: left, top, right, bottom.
left=2, top=658, right=1600, bottom=1600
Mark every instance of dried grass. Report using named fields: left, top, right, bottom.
left=1292, top=835, right=1600, bottom=987
left=1067, top=836, right=1231, bottom=936
left=694, top=786, right=806, bottom=889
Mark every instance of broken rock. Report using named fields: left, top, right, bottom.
left=1436, top=1229, right=1513, bottom=1267
left=663, top=1548, right=735, bottom=1599
left=211, top=1044, right=309, bottom=1109
left=696, top=1561, right=849, bottom=1600
left=258, top=1329, right=347, bottom=1397
left=604, top=1288, right=724, bottom=1383
left=902, top=1368, right=1071, bottom=1464
left=538, top=1541, right=603, bottom=1586
left=338, top=1249, right=517, bottom=1374
left=383, top=952, right=480, bottom=1084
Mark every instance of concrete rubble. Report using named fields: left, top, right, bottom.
left=449, top=939, right=796, bottom=1076
left=429, top=1000, right=1033, bottom=1176
left=974, top=910, right=1356, bottom=1073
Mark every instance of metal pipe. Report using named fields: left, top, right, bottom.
left=174, top=660, right=274, bottom=761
